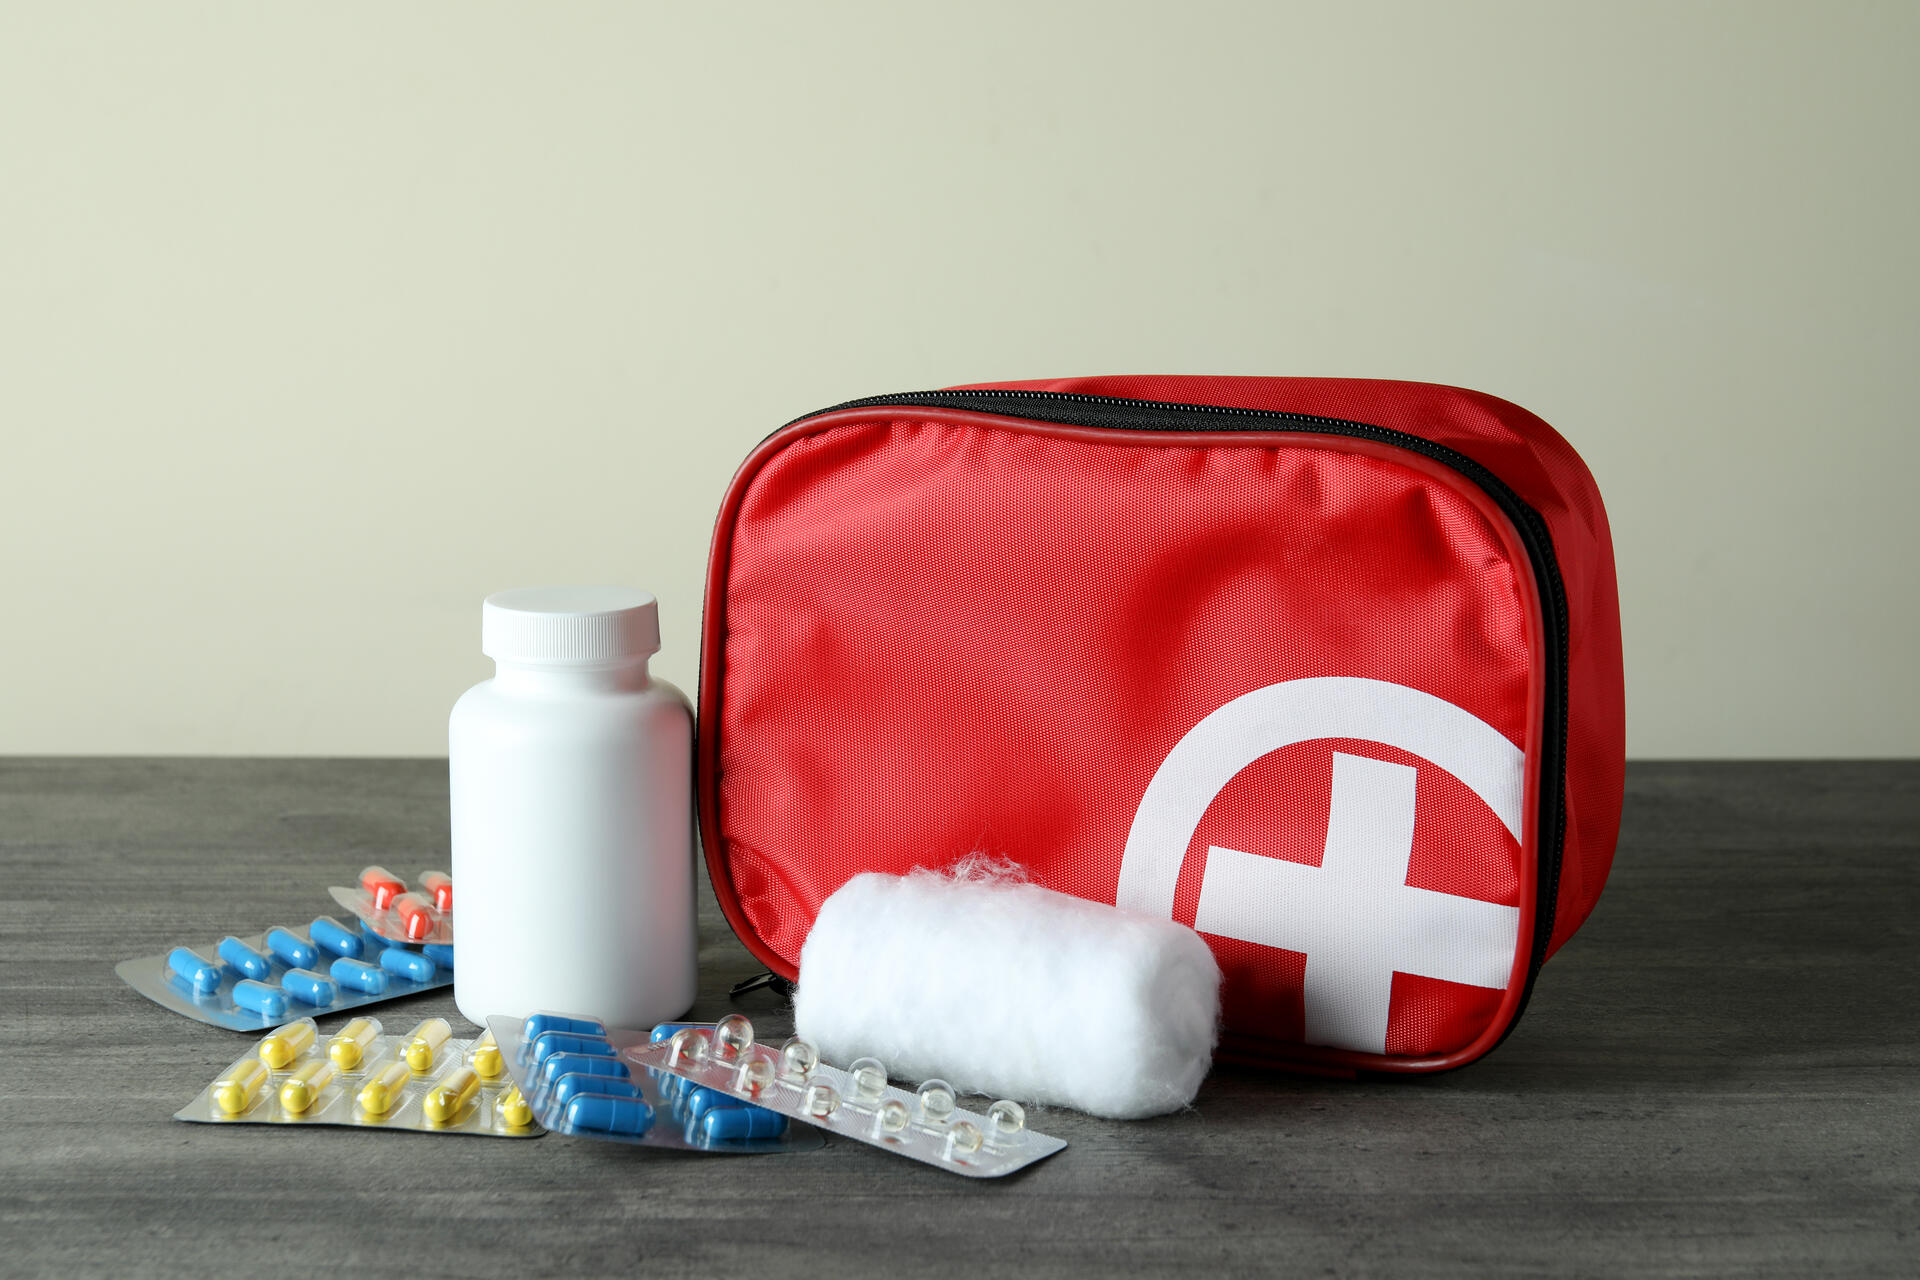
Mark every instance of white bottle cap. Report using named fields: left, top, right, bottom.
left=481, top=586, right=660, bottom=664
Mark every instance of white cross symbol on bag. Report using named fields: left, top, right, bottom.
left=1117, top=677, right=1526, bottom=1055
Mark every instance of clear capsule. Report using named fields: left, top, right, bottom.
left=279, top=1060, right=336, bottom=1114
left=525, top=1013, right=605, bottom=1040
left=357, top=1060, right=411, bottom=1115
left=987, top=1099, right=1027, bottom=1140
left=217, top=935, right=272, bottom=981
left=358, top=865, right=405, bottom=911
left=168, top=946, right=222, bottom=994
left=257, top=1017, right=318, bottom=1070
left=213, top=1059, right=269, bottom=1116
left=847, top=1057, right=888, bottom=1104
left=497, top=1085, right=532, bottom=1129
left=232, top=979, right=288, bottom=1018
left=327, top=1017, right=380, bottom=1070
left=943, top=1119, right=983, bottom=1161
left=392, top=892, right=438, bottom=942
left=733, top=1056, right=775, bottom=1098
left=469, top=1030, right=503, bottom=1080
left=279, top=968, right=335, bottom=1008
left=871, top=1098, right=910, bottom=1139
left=419, top=870, right=454, bottom=913
left=802, top=1080, right=840, bottom=1119
left=404, top=1017, right=452, bottom=1074
left=666, top=1027, right=710, bottom=1069
left=778, top=1037, right=817, bottom=1082
left=916, top=1079, right=956, bottom=1127
left=711, top=1014, right=754, bottom=1063
left=423, top=1065, right=480, bottom=1125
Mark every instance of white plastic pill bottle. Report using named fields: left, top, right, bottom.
left=449, top=586, right=697, bottom=1029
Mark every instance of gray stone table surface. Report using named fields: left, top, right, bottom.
left=2, top=759, right=1915, bottom=1277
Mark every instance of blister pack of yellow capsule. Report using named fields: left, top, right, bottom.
left=631, top=1015, right=1066, bottom=1178
left=486, top=1014, right=823, bottom=1155
left=328, top=865, right=454, bottom=945
left=175, top=1016, right=540, bottom=1139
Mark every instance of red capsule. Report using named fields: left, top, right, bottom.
left=359, top=865, right=405, bottom=911
left=420, top=870, right=453, bottom=913
left=394, top=892, right=437, bottom=940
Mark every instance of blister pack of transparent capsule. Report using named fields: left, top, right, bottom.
left=328, top=865, right=454, bottom=945
left=631, top=1015, right=1066, bottom=1178
left=117, top=914, right=455, bottom=1030
left=487, top=1014, right=823, bottom=1155
left=175, top=1015, right=540, bottom=1138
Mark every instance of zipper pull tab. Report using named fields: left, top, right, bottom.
left=728, top=970, right=794, bottom=1000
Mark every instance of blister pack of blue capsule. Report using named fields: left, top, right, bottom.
left=328, top=865, right=454, bottom=945
left=630, top=1015, right=1067, bottom=1178
left=487, top=1014, right=825, bottom=1155
left=116, top=914, right=456, bottom=1030
left=175, top=1016, right=540, bottom=1139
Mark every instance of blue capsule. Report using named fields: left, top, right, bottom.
left=216, top=935, right=271, bottom=981
left=550, top=1072, right=644, bottom=1110
left=422, top=944, right=455, bottom=970
left=524, top=1013, right=605, bottom=1041
left=167, top=946, right=223, bottom=994
left=232, top=979, right=288, bottom=1018
left=309, top=916, right=363, bottom=959
left=329, top=957, right=389, bottom=995
left=538, top=1052, right=631, bottom=1089
left=281, top=968, right=336, bottom=1007
left=378, top=947, right=435, bottom=983
left=683, top=1085, right=750, bottom=1122
left=264, top=927, right=318, bottom=971
left=564, top=1093, right=654, bottom=1136
left=655, top=1072, right=688, bottom=1101
left=700, top=1105, right=788, bottom=1143
left=531, top=1031, right=616, bottom=1063
left=359, top=918, right=394, bottom=948
left=649, top=1022, right=700, bottom=1043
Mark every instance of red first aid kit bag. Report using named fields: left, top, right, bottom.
left=699, top=376, right=1623, bottom=1075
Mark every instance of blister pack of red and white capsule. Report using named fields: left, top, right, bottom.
left=176, top=1016, right=540, bottom=1138
left=328, top=866, right=454, bottom=945
left=630, top=1015, right=1067, bottom=1178
left=486, top=1014, right=824, bottom=1155
left=117, top=915, right=455, bottom=1031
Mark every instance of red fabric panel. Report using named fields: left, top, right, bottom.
left=713, top=414, right=1540, bottom=1061
left=960, top=376, right=1626, bottom=954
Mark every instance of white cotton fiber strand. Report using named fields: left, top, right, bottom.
left=792, top=861, right=1222, bottom=1119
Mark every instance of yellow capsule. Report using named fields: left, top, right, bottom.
left=279, top=1060, right=336, bottom=1114
left=497, top=1084, right=532, bottom=1129
left=257, top=1017, right=318, bottom=1070
left=470, top=1030, right=503, bottom=1080
left=357, top=1060, right=412, bottom=1115
left=327, top=1016, right=381, bottom=1070
left=404, top=1017, right=452, bottom=1074
left=423, top=1065, right=480, bottom=1125
left=213, top=1058, right=269, bottom=1115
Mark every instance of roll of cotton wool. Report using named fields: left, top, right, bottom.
left=792, top=861, right=1222, bottom=1120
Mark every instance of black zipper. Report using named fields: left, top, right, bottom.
left=789, top=389, right=1571, bottom=1030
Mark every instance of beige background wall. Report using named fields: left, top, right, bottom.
left=1, top=2, right=1914, bottom=758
